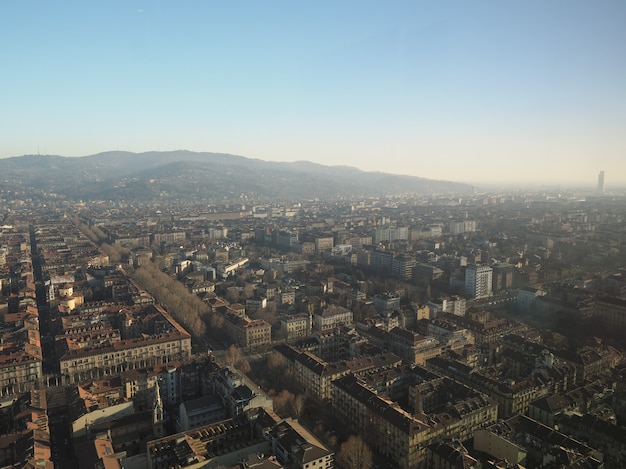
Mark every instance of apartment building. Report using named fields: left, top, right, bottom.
left=558, top=412, right=626, bottom=467
left=57, top=305, right=192, bottom=384
left=426, top=439, right=480, bottom=469
left=274, top=344, right=350, bottom=401
left=371, top=226, right=409, bottom=243
left=425, top=318, right=475, bottom=351
left=594, top=296, right=626, bottom=331
left=278, top=288, right=295, bottom=305
left=223, top=313, right=272, bottom=350
left=245, top=296, right=267, bottom=315
left=314, top=236, right=334, bottom=254
left=313, top=305, right=353, bottom=330
left=332, top=375, right=428, bottom=469
left=555, top=345, right=623, bottom=385
left=465, top=264, right=492, bottom=299
left=0, top=328, right=43, bottom=396
left=152, top=231, right=186, bottom=245
left=373, top=292, right=401, bottom=312
left=214, top=366, right=273, bottom=418
left=314, top=327, right=351, bottom=361
left=449, top=220, right=477, bottom=235
left=147, top=415, right=267, bottom=469
left=274, top=344, right=402, bottom=402
left=385, top=327, right=442, bottom=365
left=370, top=249, right=393, bottom=274
left=121, top=358, right=207, bottom=409
left=177, top=395, right=225, bottom=431
left=280, top=312, right=312, bottom=341
left=474, top=415, right=603, bottom=468
left=331, top=372, right=497, bottom=469
left=427, top=355, right=551, bottom=418
left=268, top=419, right=334, bottom=469
left=492, top=262, right=514, bottom=292
left=391, top=254, right=417, bottom=280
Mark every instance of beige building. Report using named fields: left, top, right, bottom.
left=386, top=327, right=442, bottom=365
left=474, top=415, right=603, bottom=468
left=57, top=305, right=192, bottom=384
left=279, top=288, right=295, bottom=305
left=332, top=374, right=432, bottom=469
left=426, top=440, right=480, bottom=469
left=223, top=313, right=272, bottom=350
left=314, top=236, right=334, bottom=254
left=0, top=328, right=43, bottom=396
left=332, top=371, right=497, bottom=469
left=427, top=355, right=551, bottom=418
left=313, top=305, right=353, bottom=330
left=147, top=415, right=268, bottom=469
left=474, top=426, right=527, bottom=466
left=280, top=313, right=312, bottom=341
left=275, top=344, right=402, bottom=403
left=122, top=364, right=180, bottom=409
left=269, top=418, right=334, bottom=469
left=555, top=344, right=622, bottom=385
left=275, top=344, right=350, bottom=401
left=594, top=296, right=626, bottom=331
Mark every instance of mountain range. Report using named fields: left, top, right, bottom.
left=0, top=151, right=473, bottom=201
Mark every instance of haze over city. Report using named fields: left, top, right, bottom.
left=2, top=1, right=625, bottom=186
left=4, top=3, right=626, bottom=467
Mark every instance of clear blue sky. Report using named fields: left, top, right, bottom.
left=2, top=1, right=625, bottom=186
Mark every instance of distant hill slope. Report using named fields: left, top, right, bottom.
left=0, top=151, right=473, bottom=201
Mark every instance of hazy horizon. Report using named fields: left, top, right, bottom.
left=3, top=149, right=621, bottom=190
left=2, top=1, right=625, bottom=185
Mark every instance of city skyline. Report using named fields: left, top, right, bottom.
left=2, top=1, right=625, bottom=185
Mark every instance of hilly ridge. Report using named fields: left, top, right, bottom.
left=0, top=151, right=473, bottom=201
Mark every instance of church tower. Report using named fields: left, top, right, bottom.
left=152, top=382, right=165, bottom=438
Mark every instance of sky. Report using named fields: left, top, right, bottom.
left=1, top=1, right=625, bottom=186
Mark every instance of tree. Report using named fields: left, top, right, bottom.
left=128, top=263, right=210, bottom=339
left=336, top=435, right=373, bottom=469
left=271, top=389, right=292, bottom=417
left=209, top=312, right=224, bottom=330
left=289, top=393, right=305, bottom=418
left=226, top=288, right=242, bottom=304
left=266, top=351, right=287, bottom=381
left=235, top=358, right=251, bottom=374
left=225, top=344, right=242, bottom=367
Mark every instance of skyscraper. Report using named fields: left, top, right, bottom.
left=465, top=264, right=492, bottom=299
left=597, top=170, right=605, bottom=194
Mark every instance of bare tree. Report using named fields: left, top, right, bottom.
left=225, top=344, right=242, bottom=367
left=129, top=263, right=210, bottom=339
left=337, top=435, right=373, bottom=469
left=209, top=313, right=224, bottom=330
left=90, top=225, right=108, bottom=241
left=266, top=351, right=287, bottom=380
left=243, top=282, right=256, bottom=299
left=226, top=289, right=242, bottom=304
left=271, top=389, right=292, bottom=417
left=289, top=393, right=306, bottom=419
left=235, top=358, right=251, bottom=374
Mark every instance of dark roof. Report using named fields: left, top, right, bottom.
left=332, top=374, right=427, bottom=436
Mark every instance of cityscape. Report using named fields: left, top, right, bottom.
left=1, top=161, right=626, bottom=469
left=3, top=1, right=626, bottom=467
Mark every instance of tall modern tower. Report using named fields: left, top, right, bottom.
left=597, top=171, right=605, bottom=194
left=465, top=264, right=492, bottom=299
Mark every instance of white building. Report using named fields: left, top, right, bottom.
left=314, top=306, right=353, bottom=330
left=465, top=264, right=492, bottom=299
left=449, top=220, right=477, bottom=235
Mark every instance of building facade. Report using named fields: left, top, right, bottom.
left=465, top=264, right=492, bottom=299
